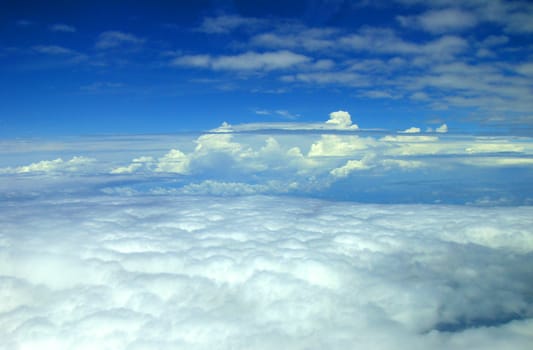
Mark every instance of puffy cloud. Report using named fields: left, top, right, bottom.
left=1, top=195, right=532, bottom=349
left=111, top=156, right=154, bottom=174
left=0, top=156, right=95, bottom=174
left=213, top=110, right=360, bottom=132
left=401, top=127, right=421, bottom=133
left=1, top=116, right=532, bottom=203
left=436, top=123, right=448, bottom=133
left=330, top=157, right=373, bottom=177
left=308, top=135, right=370, bottom=157
left=155, top=150, right=190, bottom=174
left=325, top=110, right=358, bottom=129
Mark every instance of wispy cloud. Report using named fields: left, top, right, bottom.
left=15, top=19, right=32, bottom=27
left=397, top=8, right=478, bottom=33
left=32, top=45, right=78, bottom=55
left=95, top=31, right=144, bottom=49
left=49, top=23, right=76, bottom=32
left=197, top=15, right=266, bottom=34
left=172, top=50, right=311, bottom=71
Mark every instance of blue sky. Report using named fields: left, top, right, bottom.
left=0, top=0, right=532, bottom=205
left=1, top=0, right=533, bottom=136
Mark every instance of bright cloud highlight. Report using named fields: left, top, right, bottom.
left=1, top=195, right=532, bottom=349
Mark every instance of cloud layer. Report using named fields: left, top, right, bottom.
left=1, top=111, right=532, bottom=204
left=1, top=195, right=532, bottom=349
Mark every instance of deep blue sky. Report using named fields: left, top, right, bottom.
left=1, top=0, right=532, bottom=136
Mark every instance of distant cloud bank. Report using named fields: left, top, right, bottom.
left=0, top=111, right=531, bottom=204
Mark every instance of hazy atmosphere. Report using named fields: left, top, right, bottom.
left=1, top=1, right=532, bottom=349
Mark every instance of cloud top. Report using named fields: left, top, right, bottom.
left=1, top=195, right=532, bottom=349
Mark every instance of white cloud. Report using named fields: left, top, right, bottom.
left=482, top=35, right=509, bottom=47
left=401, top=127, right=421, bottom=133
left=381, top=158, right=425, bottom=169
left=255, top=109, right=271, bottom=115
left=250, top=27, right=338, bottom=52
left=213, top=110, right=360, bottom=132
left=178, top=180, right=283, bottom=196
left=32, top=45, right=77, bottom=55
left=330, top=157, right=373, bottom=177
left=398, top=8, right=477, bottom=33
left=308, top=135, right=370, bottom=157
left=95, top=31, right=144, bottom=49
left=281, top=71, right=367, bottom=86
left=194, top=133, right=248, bottom=156
left=360, top=90, right=399, bottom=99
left=275, top=110, right=300, bottom=120
left=172, top=54, right=211, bottom=67
left=436, top=123, right=448, bottom=133
left=49, top=24, right=76, bottom=32
left=111, top=156, right=154, bottom=174
left=460, top=157, right=533, bottom=167
left=465, top=142, right=524, bottom=154
left=173, top=51, right=311, bottom=71
left=0, top=156, right=95, bottom=174
left=2, top=119, right=532, bottom=202
left=155, top=149, right=190, bottom=174
left=326, top=110, right=358, bottom=129
left=2, top=195, right=532, bottom=349
left=198, top=15, right=265, bottom=34
left=339, top=28, right=468, bottom=58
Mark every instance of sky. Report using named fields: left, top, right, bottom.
left=1, top=1, right=533, bottom=349
left=1, top=0, right=532, bottom=136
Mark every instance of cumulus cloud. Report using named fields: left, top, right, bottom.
left=155, top=149, right=190, bottom=174
left=401, top=127, right=421, bottom=133
left=330, top=157, right=373, bottom=177
left=216, top=110, right=360, bottom=133
left=325, top=110, right=358, bottom=129
left=1, top=195, right=532, bottom=349
left=111, top=156, right=154, bottom=174
left=308, top=135, right=370, bottom=157
left=436, top=123, right=448, bottom=133
left=0, top=156, right=95, bottom=174
left=1, top=114, right=532, bottom=203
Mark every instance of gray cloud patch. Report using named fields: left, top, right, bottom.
left=1, top=195, right=532, bottom=349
